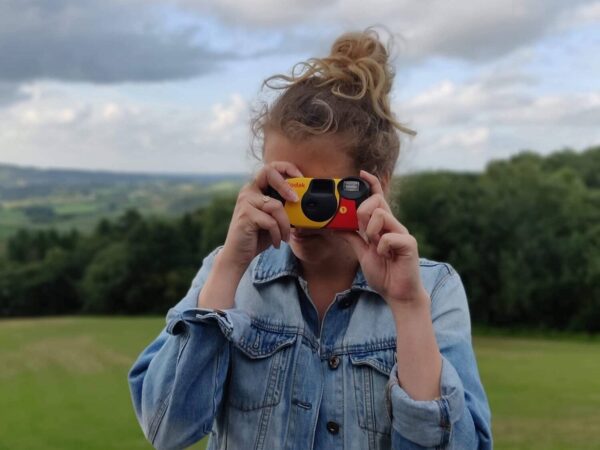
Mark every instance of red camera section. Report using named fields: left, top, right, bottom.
left=327, top=197, right=358, bottom=230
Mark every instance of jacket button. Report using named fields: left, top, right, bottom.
left=328, top=355, right=340, bottom=369
left=326, top=421, right=340, bottom=434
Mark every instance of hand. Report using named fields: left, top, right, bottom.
left=339, top=170, right=428, bottom=307
left=220, top=161, right=303, bottom=271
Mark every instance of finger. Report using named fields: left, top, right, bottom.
left=360, top=169, right=385, bottom=196
left=266, top=168, right=300, bottom=203
left=253, top=162, right=303, bottom=202
left=246, top=194, right=283, bottom=248
left=376, top=233, right=418, bottom=258
left=338, top=230, right=369, bottom=259
left=365, top=208, right=403, bottom=246
left=261, top=197, right=291, bottom=242
left=356, top=193, right=391, bottom=233
left=365, top=208, right=386, bottom=246
left=250, top=207, right=282, bottom=249
left=365, top=208, right=409, bottom=246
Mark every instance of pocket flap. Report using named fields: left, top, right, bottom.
left=234, top=324, right=297, bottom=359
left=349, top=348, right=396, bottom=375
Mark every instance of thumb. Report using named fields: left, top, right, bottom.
left=338, top=230, right=369, bottom=259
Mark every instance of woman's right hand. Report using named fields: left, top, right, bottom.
left=218, top=161, right=303, bottom=271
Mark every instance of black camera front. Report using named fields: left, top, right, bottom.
left=301, top=179, right=338, bottom=222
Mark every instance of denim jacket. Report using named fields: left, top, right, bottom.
left=128, top=242, right=493, bottom=450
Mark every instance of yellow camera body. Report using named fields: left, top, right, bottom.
left=266, top=177, right=370, bottom=230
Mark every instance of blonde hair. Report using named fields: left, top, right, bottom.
left=249, top=25, right=416, bottom=191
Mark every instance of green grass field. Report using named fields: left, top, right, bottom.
left=0, top=317, right=599, bottom=450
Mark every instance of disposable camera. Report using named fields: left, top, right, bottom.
left=266, top=177, right=370, bottom=230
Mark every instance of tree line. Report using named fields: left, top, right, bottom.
left=1, top=146, right=598, bottom=332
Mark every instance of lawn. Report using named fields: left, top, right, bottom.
left=0, top=317, right=598, bottom=450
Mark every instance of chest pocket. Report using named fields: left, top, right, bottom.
left=227, top=323, right=298, bottom=411
left=349, top=348, right=396, bottom=435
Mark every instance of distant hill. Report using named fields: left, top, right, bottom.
left=1, top=144, right=598, bottom=245
left=0, top=162, right=248, bottom=243
left=0, top=162, right=248, bottom=200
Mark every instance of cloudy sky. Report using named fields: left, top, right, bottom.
left=0, top=0, right=598, bottom=175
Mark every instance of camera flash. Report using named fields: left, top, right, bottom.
left=343, top=180, right=360, bottom=192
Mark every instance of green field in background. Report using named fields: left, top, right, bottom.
left=0, top=317, right=599, bottom=450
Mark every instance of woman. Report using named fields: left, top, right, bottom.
left=128, top=27, right=493, bottom=450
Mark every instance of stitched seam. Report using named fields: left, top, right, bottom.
left=254, top=272, right=377, bottom=294
left=385, top=378, right=393, bottom=420
left=419, top=261, right=445, bottom=267
left=254, top=402, right=275, bottom=449
left=176, top=327, right=191, bottom=365
left=235, top=336, right=296, bottom=357
left=264, top=350, right=282, bottom=406
left=227, top=344, right=292, bottom=411
left=148, top=391, right=171, bottom=445
left=340, top=339, right=397, bottom=354
left=349, top=357, right=394, bottom=375
left=229, top=330, right=396, bottom=356
left=354, top=364, right=393, bottom=436
left=365, top=368, right=375, bottom=431
left=254, top=270, right=298, bottom=283
left=437, top=398, right=452, bottom=447
left=206, top=343, right=221, bottom=435
left=283, top=340, right=302, bottom=449
left=215, top=316, right=234, bottom=340
left=249, top=317, right=301, bottom=333
left=430, top=270, right=455, bottom=310
left=352, top=361, right=365, bottom=428
left=149, top=332, right=190, bottom=444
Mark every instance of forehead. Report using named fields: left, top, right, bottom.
left=263, top=131, right=356, bottom=178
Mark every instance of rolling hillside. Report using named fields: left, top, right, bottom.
left=0, top=162, right=247, bottom=243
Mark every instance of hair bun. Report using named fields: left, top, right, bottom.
left=260, top=26, right=416, bottom=137
left=322, top=27, right=393, bottom=99
left=330, top=29, right=389, bottom=68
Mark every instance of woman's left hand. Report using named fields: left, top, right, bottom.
left=339, top=170, right=429, bottom=308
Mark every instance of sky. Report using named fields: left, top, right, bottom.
left=0, top=0, right=598, bottom=176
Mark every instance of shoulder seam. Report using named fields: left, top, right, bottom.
left=429, top=264, right=457, bottom=305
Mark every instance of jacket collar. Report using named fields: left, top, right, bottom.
left=252, top=241, right=378, bottom=294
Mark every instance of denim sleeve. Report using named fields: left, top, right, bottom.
left=127, top=244, right=250, bottom=450
left=386, top=265, right=493, bottom=449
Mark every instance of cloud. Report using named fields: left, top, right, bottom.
left=0, top=0, right=231, bottom=85
left=438, top=127, right=490, bottom=150
left=177, top=0, right=329, bottom=28
left=401, top=71, right=600, bottom=130
left=0, top=1, right=597, bottom=175
left=395, top=69, right=600, bottom=173
left=176, top=0, right=592, bottom=62
left=0, top=82, right=30, bottom=106
left=0, top=82, right=254, bottom=174
left=555, top=1, right=600, bottom=29
left=207, top=93, right=247, bottom=134
left=391, top=0, right=588, bottom=62
left=0, top=0, right=595, bottom=90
